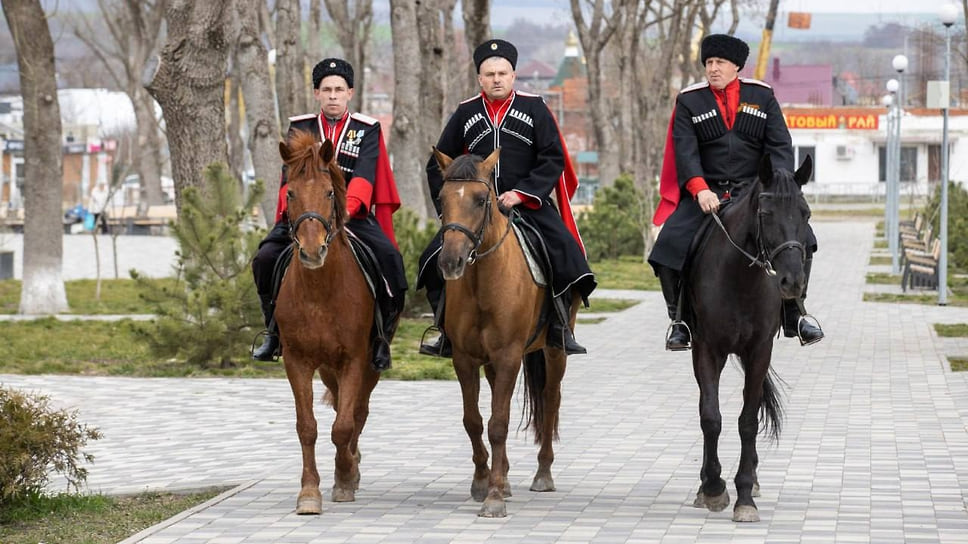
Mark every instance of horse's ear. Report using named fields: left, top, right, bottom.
left=481, top=148, right=501, bottom=175
left=432, top=146, right=453, bottom=171
left=758, top=154, right=774, bottom=184
left=279, top=140, right=291, bottom=162
left=794, top=155, right=813, bottom=186
left=320, top=139, right=335, bottom=163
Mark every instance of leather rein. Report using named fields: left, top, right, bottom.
left=438, top=177, right=513, bottom=264
left=711, top=191, right=805, bottom=277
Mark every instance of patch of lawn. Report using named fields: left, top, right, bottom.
left=584, top=298, right=640, bottom=313
left=869, top=256, right=891, bottom=266
left=590, top=255, right=657, bottom=290
left=949, top=358, right=968, bottom=372
left=866, top=272, right=898, bottom=284
left=934, top=323, right=968, bottom=337
left=0, top=488, right=227, bottom=544
left=0, top=278, right=180, bottom=315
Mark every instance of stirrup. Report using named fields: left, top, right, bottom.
left=794, top=314, right=824, bottom=346
left=665, top=320, right=692, bottom=351
left=251, top=330, right=280, bottom=361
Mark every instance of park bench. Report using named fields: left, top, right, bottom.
left=901, top=237, right=941, bottom=291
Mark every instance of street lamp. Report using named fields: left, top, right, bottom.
left=939, top=3, right=958, bottom=304
left=889, top=55, right=908, bottom=275
left=885, top=79, right=899, bottom=262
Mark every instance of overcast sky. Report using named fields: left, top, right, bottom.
left=789, top=0, right=961, bottom=13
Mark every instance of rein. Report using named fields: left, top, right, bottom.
left=710, top=191, right=805, bottom=277
left=439, top=177, right=514, bottom=264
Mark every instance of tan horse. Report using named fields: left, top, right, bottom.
left=275, top=131, right=381, bottom=515
left=433, top=148, right=575, bottom=517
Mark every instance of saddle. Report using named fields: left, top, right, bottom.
left=506, top=211, right=555, bottom=346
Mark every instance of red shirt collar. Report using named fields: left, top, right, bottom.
left=320, top=110, right=349, bottom=143
left=482, top=91, right=515, bottom=126
left=711, top=77, right=740, bottom=129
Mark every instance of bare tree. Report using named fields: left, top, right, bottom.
left=323, top=0, right=373, bottom=113
left=145, top=0, right=233, bottom=209
left=234, top=0, right=282, bottom=226
left=569, top=0, right=623, bottom=187
left=2, top=0, right=69, bottom=314
left=461, top=0, right=490, bottom=94
left=416, top=0, right=456, bottom=149
left=72, top=0, right=168, bottom=210
left=388, top=0, right=433, bottom=218
left=274, top=0, right=309, bottom=123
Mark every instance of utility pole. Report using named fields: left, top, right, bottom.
left=754, top=0, right=781, bottom=80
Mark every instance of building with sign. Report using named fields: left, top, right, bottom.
left=784, top=106, right=968, bottom=199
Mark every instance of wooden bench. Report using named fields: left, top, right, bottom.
left=901, top=237, right=941, bottom=292
left=105, top=205, right=177, bottom=235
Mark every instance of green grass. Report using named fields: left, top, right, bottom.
left=591, top=255, right=658, bottom=290
left=869, top=256, right=891, bottom=266
left=0, top=278, right=180, bottom=315
left=950, top=358, right=968, bottom=372
left=935, top=323, right=968, bottom=337
left=0, top=489, right=226, bottom=544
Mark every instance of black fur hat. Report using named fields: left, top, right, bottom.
left=312, top=58, right=354, bottom=89
left=473, top=39, right=518, bottom=72
left=700, top=34, right=750, bottom=70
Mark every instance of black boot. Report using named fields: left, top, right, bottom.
left=419, top=287, right=452, bottom=358
left=547, top=290, right=586, bottom=355
left=656, top=265, right=691, bottom=351
left=252, top=295, right=281, bottom=361
left=372, top=293, right=404, bottom=372
left=782, top=259, right=824, bottom=345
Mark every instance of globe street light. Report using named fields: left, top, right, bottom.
left=889, top=55, right=908, bottom=275
left=939, top=3, right=958, bottom=304
left=885, top=79, right=899, bottom=260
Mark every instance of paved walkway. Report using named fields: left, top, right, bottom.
left=3, top=220, right=968, bottom=543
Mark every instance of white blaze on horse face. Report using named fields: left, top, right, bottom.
left=456, top=186, right=466, bottom=200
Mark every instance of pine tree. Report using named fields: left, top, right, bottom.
left=133, top=163, right=266, bottom=367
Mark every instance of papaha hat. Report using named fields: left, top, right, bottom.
left=700, top=34, right=750, bottom=70
left=312, top=58, right=354, bottom=89
left=473, top=39, right=518, bottom=72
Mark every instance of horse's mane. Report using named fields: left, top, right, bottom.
left=444, top=154, right=485, bottom=182
left=284, top=129, right=348, bottom=227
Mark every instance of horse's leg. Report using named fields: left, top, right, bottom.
left=479, top=358, right=521, bottom=518
left=692, top=347, right=730, bottom=512
left=285, top=359, right=322, bottom=515
left=733, top=346, right=772, bottom=523
left=483, top=365, right=511, bottom=498
left=330, top=362, right=365, bottom=502
left=348, top=370, right=378, bottom=491
left=531, top=349, right=565, bottom=493
left=454, top=358, right=490, bottom=502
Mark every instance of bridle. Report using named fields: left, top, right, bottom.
left=711, top=191, right=806, bottom=277
left=288, top=186, right=340, bottom=250
left=438, top=177, right=513, bottom=264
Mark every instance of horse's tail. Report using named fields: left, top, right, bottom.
left=759, top=368, right=786, bottom=444
left=520, top=350, right=557, bottom=445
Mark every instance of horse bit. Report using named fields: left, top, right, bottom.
left=438, top=178, right=514, bottom=264
left=711, top=192, right=806, bottom=277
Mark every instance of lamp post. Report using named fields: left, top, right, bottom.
left=885, top=78, right=899, bottom=265
left=939, top=3, right=958, bottom=305
left=890, top=54, right=908, bottom=275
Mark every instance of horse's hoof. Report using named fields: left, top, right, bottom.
left=331, top=486, right=356, bottom=502
left=694, top=490, right=730, bottom=512
left=752, top=482, right=761, bottom=497
left=478, top=497, right=507, bottom=518
left=733, top=504, right=760, bottom=522
left=502, top=482, right=512, bottom=498
left=530, top=475, right=556, bottom=492
left=296, top=496, right=322, bottom=515
left=471, top=479, right=488, bottom=502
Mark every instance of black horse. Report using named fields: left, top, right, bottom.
left=684, top=154, right=813, bottom=523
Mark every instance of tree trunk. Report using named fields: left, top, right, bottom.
left=323, top=0, right=373, bottom=113
left=145, top=0, right=233, bottom=210
left=416, top=0, right=446, bottom=147
left=2, top=0, right=69, bottom=314
left=460, top=0, right=490, bottom=96
left=235, top=0, right=283, bottom=226
left=226, top=71, right=247, bottom=183
left=389, top=0, right=433, bottom=218
left=133, top=88, right=167, bottom=207
left=274, top=0, right=309, bottom=123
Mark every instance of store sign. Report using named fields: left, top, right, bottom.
left=4, top=139, right=24, bottom=151
left=785, top=113, right=879, bottom=130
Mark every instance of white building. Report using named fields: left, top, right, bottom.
left=783, top=106, right=968, bottom=200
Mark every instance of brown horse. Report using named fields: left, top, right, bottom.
left=433, top=148, right=575, bottom=518
left=274, top=131, right=381, bottom=515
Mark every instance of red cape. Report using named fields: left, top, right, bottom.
left=555, top=125, right=586, bottom=255
left=653, top=110, right=679, bottom=226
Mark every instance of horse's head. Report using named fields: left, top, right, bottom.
left=754, top=154, right=813, bottom=299
left=279, top=130, right=347, bottom=269
left=433, top=147, right=501, bottom=280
